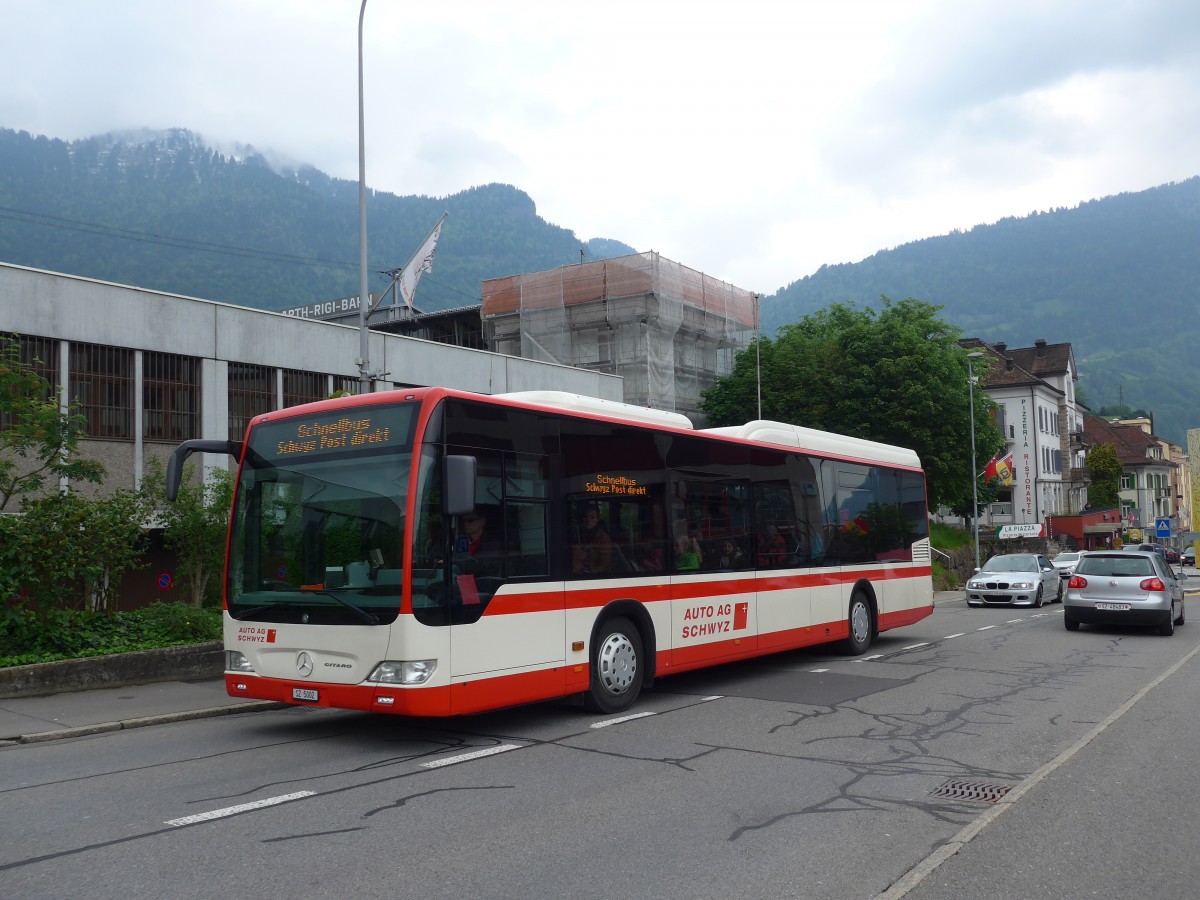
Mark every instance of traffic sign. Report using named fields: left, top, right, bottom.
left=1156, top=518, right=1171, bottom=538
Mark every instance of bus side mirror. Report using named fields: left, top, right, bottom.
left=444, top=454, right=477, bottom=516
left=166, top=439, right=242, bottom=501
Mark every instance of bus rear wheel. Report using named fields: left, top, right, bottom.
left=585, top=616, right=644, bottom=714
left=843, top=592, right=873, bottom=656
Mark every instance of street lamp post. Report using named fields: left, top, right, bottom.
left=968, top=351, right=984, bottom=569
left=356, top=0, right=371, bottom=393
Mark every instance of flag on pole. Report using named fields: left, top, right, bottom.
left=983, top=451, right=1014, bottom=486
left=398, top=212, right=447, bottom=308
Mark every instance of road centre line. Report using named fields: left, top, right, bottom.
left=421, top=744, right=521, bottom=768
left=590, top=711, right=657, bottom=729
left=977, top=625, right=997, bottom=631
left=165, top=791, right=316, bottom=827
left=943, top=633, right=966, bottom=639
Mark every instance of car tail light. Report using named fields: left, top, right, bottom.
left=1140, top=577, right=1166, bottom=592
left=1068, top=575, right=1087, bottom=589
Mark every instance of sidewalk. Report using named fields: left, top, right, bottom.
left=0, top=677, right=280, bottom=746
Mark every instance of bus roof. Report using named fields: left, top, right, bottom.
left=494, top=390, right=695, bottom=430
left=701, top=421, right=922, bottom=469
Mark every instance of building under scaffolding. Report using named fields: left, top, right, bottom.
left=481, top=251, right=758, bottom=425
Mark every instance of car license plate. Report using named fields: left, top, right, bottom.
left=292, top=688, right=319, bottom=702
left=1095, top=602, right=1131, bottom=611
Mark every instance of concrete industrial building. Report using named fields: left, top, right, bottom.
left=1, top=260, right=623, bottom=494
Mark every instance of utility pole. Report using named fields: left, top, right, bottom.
left=356, top=0, right=372, bottom=393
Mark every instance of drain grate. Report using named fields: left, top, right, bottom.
left=930, top=778, right=1014, bottom=805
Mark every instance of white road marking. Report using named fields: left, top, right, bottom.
left=590, top=711, right=656, bottom=729
left=854, top=654, right=885, bottom=662
left=421, top=744, right=521, bottom=768
left=166, top=791, right=316, bottom=827
left=943, top=633, right=966, bottom=639
left=977, top=625, right=997, bottom=631
left=810, top=668, right=830, bottom=673
left=901, top=643, right=929, bottom=651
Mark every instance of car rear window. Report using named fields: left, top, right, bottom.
left=1077, top=554, right=1154, bottom=577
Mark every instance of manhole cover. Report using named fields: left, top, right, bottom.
left=930, top=778, right=1014, bottom=804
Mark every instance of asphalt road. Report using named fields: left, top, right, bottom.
left=3, top=593, right=1199, bottom=899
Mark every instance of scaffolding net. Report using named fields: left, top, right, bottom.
left=481, top=251, right=757, bottom=424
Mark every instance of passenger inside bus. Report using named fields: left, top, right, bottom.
left=756, top=523, right=788, bottom=567
left=716, top=538, right=746, bottom=569
left=674, top=534, right=702, bottom=571
left=572, top=502, right=614, bottom=575
left=454, top=507, right=505, bottom=577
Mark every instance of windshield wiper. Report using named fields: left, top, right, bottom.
left=231, top=604, right=278, bottom=621
left=299, top=589, right=380, bottom=625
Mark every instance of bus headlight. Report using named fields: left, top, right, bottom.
left=368, top=660, right=437, bottom=685
left=226, top=650, right=254, bottom=673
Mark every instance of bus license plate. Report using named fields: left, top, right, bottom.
left=292, top=688, right=319, bottom=702
left=1095, top=602, right=1131, bottom=611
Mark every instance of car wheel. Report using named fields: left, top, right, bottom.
left=1034, top=585, right=1043, bottom=609
left=1174, top=598, right=1185, bottom=627
left=1055, top=580, right=1063, bottom=603
left=1064, top=614, right=1080, bottom=632
left=1157, top=612, right=1175, bottom=637
left=585, top=616, right=644, bottom=713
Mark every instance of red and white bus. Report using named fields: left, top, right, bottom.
left=168, top=387, right=933, bottom=717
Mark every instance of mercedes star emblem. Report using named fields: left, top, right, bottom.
left=296, top=652, right=314, bottom=677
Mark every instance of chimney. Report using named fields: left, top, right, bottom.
left=1035, top=338, right=1047, bottom=357
left=1006, top=357, right=1014, bottom=371
left=994, top=342, right=1006, bottom=355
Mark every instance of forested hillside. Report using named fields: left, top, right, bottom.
left=760, top=177, right=1200, bottom=445
left=0, top=128, right=634, bottom=313
left=2, top=126, right=1196, bottom=444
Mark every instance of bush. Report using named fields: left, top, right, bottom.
left=0, top=603, right=222, bottom=668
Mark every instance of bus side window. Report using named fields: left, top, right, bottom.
left=509, top=501, right=548, bottom=576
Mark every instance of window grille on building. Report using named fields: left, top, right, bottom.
left=143, top=351, right=199, bottom=442
left=70, top=342, right=133, bottom=440
left=228, top=362, right=274, bottom=441
left=333, top=375, right=359, bottom=396
left=1, top=333, right=59, bottom=431
left=283, top=368, right=324, bottom=409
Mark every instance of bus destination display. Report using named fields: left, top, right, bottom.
left=254, top=405, right=415, bottom=461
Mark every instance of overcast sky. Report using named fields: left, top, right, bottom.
left=3, top=0, right=1198, bottom=295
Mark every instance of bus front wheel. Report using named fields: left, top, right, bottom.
left=585, top=616, right=644, bottom=714
left=843, top=592, right=873, bottom=656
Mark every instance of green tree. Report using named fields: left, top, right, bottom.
left=1086, top=443, right=1123, bottom=509
left=702, top=297, right=1004, bottom=511
left=0, top=333, right=105, bottom=510
left=141, top=460, right=234, bottom=608
left=0, top=490, right=147, bottom=610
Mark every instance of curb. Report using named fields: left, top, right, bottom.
left=0, top=642, right=223, bottom=700
left=9, top=700, right=286, bottom=745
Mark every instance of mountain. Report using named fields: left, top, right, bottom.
left=760, top=178, right=1200, bottom=446
left=0, top=127, right=635, bottom=313
left=1, top=126, right=1197, bottom=445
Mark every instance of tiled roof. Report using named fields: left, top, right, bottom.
left=960, top=338, right=1062, bottom=393
left=1083, top=415, right=1175, bottom=468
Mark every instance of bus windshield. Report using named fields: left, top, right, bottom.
left=226, top=403, right=417, bottom=625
